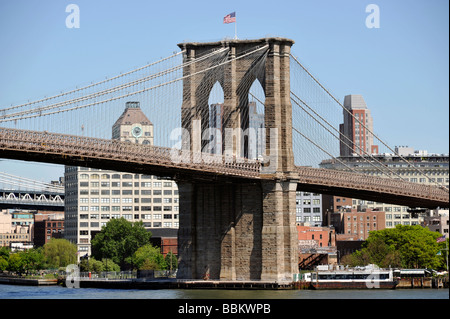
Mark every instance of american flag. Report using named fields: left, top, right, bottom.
left=223, top=12, right=236, bottom=24
left=436, top=236, right=446, bottom=243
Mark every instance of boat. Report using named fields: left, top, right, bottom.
left=302, top=265, right=399, bottom=289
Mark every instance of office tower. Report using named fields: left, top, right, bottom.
left=248, top=101, right=265, bottom=160
left=339, top=95, right=378, bottom=156
left=209, top=103, right=224, bottom=155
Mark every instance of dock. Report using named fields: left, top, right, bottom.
left=66, top=278, right=294, bottom=290
left=0, top=277, right=58, bottom=286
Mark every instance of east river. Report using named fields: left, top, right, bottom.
left=0, top=284, right=448, bottom=299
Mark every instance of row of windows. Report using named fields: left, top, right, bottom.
left=78, top=213, right=178, bottom=220
left=386, top=221, right=419, bottom=227
left=346, top=216, right=377, bottom=221
left=0, top=234, right=29, bottom=239
left=69, top=189, right=179, bottom=196
left=297, top=199, right=321, bottom=205
left=296, top=216, right=321, bottom=222
left=79, top=197, right=178, bottom=203
left=386, top=214, right=414, bottom=220
left=296, top=207, right=321, bottom=213
left=295, top=192, right=321, bottom=197
left=346, top=223, right=377, bottom=228
left=77, top=222, right=177, bottom=234
left=78, top=173, right=153, bottom=180
left=78, top=181, right=175, bottom=188
left=79, top=205, right=179, bottom=212
left=46, top=222, right=63, bottom=227
left=362, top=172, right=448, bottom=180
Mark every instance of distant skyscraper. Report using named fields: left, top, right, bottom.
left=209, top=103, right=224, bottom=155
left=248, top=101, right=265, bottom=160
left=339, top=95, right=378, bottom=156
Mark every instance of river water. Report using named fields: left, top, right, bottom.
left=0, top=284, right=448, bottom=299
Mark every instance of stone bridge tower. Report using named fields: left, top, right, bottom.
left=176, top=38, right=299, bottom=282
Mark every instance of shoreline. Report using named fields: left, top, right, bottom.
left=1, top=276, right=448, bottom=290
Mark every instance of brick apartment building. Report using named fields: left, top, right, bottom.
left=330, top=208, right=386, bottom=241
left=34, top=211, right=65, bottom=246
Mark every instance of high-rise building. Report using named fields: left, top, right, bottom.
left=248, top=102, right=265, bottom=160
left=64, top=102, right=179, bottom=258
left=339, top=95, right=378, bottom=156
left=209, top=103, right=224, bottom=155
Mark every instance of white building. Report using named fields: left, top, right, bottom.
left=296, top=192, right=323, bottom=227
left=64, top=102, right=179, bottom=257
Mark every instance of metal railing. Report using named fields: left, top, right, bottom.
left=0, top=127, right=261, bottom=179
left=295, top=166, right=449, bottom=204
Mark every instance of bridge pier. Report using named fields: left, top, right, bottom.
left=177, top=181, right=262, bottom=280
left=176, top=37, right=299, bottom=282
left=261, top=179, right=299, bottom=281
left=176, top=179, right=298, bottom=282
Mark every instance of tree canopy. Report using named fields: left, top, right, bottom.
left=91, top=218, right=152, bottom=269
left=132, top=244, right=167, bottom=270
left=44, top=238, right=77, bottom=268
left=342, top=225, right=447, bottom=269
left=0, top=239, right=77, bottom=274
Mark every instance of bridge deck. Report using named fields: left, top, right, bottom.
left=0, top=127, right=448, bottom=208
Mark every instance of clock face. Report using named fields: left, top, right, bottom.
left=132, top=126, right=142, bottom=138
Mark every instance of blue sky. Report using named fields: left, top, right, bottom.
left=0, top=0, right=448, bottom=184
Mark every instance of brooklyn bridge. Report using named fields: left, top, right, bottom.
left=0, top=38, right=448, bottom=281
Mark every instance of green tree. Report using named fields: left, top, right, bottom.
left=79, top=257, right=120, bottom=272
left=21, top=248, right=45, bottom=274
left=343, top=225, right=444, bottom=269
left=0, top=247, right=9, bottom=259
left=0, top=256, right=7, bottom=271
left=0, top=247, right=9, bottom=271
left=91, top=218, right=152, bottom=269
left=341, top=237, right=401, bottom=268
left=132, top=244, right=167, bottom=270
left=7, top=253, right=24, bottom=274
left=44, top=238, right=77, bottom=268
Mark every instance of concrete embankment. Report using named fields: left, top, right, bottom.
left=397, top=277, right=449, bottom=289
left=0, top=277, right=58, bottom=286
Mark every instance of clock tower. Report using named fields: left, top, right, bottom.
left=112, top=101, right=153, bottom=145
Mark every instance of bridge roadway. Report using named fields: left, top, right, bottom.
left=0, top=127, right=448, bottom=209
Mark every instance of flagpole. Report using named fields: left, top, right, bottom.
left=234, top=16, right=237, bottom=39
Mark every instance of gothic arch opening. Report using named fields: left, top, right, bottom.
left=245, top=79, right=266, bottom=160
left=206, top=81, right=225, bottom=154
